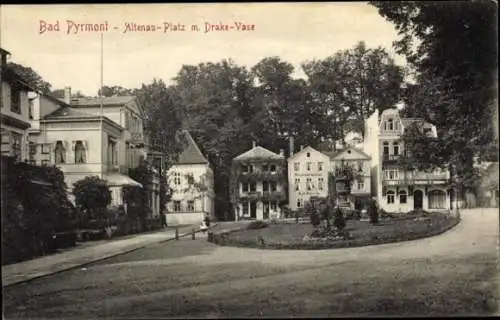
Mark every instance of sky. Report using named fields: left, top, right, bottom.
left=1, top=3, right=405, bottom=96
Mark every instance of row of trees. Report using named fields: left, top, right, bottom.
left=12, top=1, right=498, bottom=218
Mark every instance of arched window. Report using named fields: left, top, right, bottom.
left=388, top=119, right=394, bottom=130
left=429, top=190, right=446, bottom=209
left=393, top=142, right=400, bottom=156
left=55, top=140, right=65, bottom=164
left=383, top=141, right=389, bottom=155
left=399, top=190, right=407, bottom=204
left=387, top=190, right=395, bottom=204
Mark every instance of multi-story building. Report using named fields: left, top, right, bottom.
left=288, top=145, right=330, bottom=211
left=364, top=108, right=451, bottom=213
left=231, top=142, right=287, bottom=220
left=1, top=48, right=35, bottom=162
left=69, top=93, right=161, bottom=216
left=329, top=146, right=372, bottom=208
left=166, top=130, right=215, bottom=226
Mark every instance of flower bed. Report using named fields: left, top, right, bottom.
left=207, top=212, right=460, bottom=250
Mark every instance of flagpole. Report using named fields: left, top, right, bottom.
left=100, top=32, right=104, bottom=179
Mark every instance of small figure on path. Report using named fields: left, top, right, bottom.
left=200, top=219, right=209, bottom=232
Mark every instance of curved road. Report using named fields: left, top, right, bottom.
left=4, top=208, right=499, bottom=318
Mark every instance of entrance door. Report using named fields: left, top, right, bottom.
left=263, top=201, right=270, bottom=219
left=250, top=201, right=257, bottom=219
left=414, top=190, right=423, bottom=210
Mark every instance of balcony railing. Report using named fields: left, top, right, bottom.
left=262, top=190, right=286, bottom=201
left=383, top=154, right=401, bottom=161
left=239, top=170, right=285, bottom=181
left=129, top=132, right=144, bottom=143
left=383, top=170, right=450, bottom=185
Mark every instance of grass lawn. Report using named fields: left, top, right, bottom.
left=213, top=212, right=460, bottom=249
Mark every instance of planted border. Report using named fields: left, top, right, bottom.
left=207, top=214, right=461, bottom=250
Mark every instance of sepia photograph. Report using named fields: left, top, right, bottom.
left=1, top=2, right=499, bottom=318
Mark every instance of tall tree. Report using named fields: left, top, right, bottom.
left=371, top=1, right=498, bottom=187
left=172, top=59, right=255, bottom=220
left=7, top=62, right=52, bottom=94
left=98, top=85, right=134, bottom=97
left=51, top=88, right=87, bottom=99
left=303, top=41, right=404, bottom=139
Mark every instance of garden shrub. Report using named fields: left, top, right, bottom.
left=247, top=220, right=269, bottom=230
left=333, top=207, right=346, bottom=231
left=310, top=212, right=321, bottom=227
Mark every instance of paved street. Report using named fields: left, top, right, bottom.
left=3, top=209, right=499, bottom=318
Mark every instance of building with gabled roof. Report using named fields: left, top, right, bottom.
left=230, top=141, right=287, bottom=221
left=165, top=130, right=215, bottom=226
left=363, top=108, right=452, bottom=213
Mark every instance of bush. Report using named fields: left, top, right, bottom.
left=247, top=220, right=269, bottom=230
left=310, top=211, right=321, bottom=227
left=333, top=207, right=346, bottom=231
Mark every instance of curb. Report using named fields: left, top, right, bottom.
left=3, top=223, right=218, bottom=288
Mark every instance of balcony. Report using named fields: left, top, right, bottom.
left=239, top=170, right=285, bottom=182
left=383, top=170, right=450, bottom=185
left=382, top=154, right=401, bottom=163
left=262, top=190, right=286, bottom=201
left=128, top=132, right=144, bottom=144
left=238, top=191, right=262, bottom=201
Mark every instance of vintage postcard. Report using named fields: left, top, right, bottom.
left=1, top=2, right=498, bottom=319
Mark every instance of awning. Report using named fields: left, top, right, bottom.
left=104, top=173, right=143, bottom=188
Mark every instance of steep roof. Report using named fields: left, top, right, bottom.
left=234, top=146, right=283, bottom=161
left=71, top=96, right=136, bottom=106
left=175, top=131, right=209, bottom=165
left=288, top=146, right=328, bottom=160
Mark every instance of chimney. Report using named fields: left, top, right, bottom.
left=289, top=136, right=294, bottom=157
left=279, top=149, right=284, bottom=157
left=300, top=145, right=304, bottom=150
left=64, top=87, right=71, bottom=104
left=252, top=141, right=256, bottom=148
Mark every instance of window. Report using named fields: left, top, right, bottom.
left=318, top=162, right=324, bottom=171
left=174, top=201, right=181, bottom=212
left=11, top=132, right=22, bottom=161
left=306, top=152, right=310, bottom=157
left=270, top=182, right=277, bottom=192
left=294, top=162, right=300, bottom=171
left=387, top=190, right=395, bottom=204
left=173, top=172, right=181, bottom=185
left=28, top=98, right=34, bottom=120
left=54, top=140, right=65, bottom=164
left=262, top=181, right=269, bottom=192
left=270, top=164, right=276, bottom=173
left=108, top=138, right=117, bottom=166
left=385, top=169, right=399, bottom=180
left=242, top=165, right=249, bottom=173
left=187, top=200, right=195, bottom=212
left=318, top=178, right=324, bottom=190
left=383, top=141, right=389, bottom=155
left=242, top=202, right=249, bottom=216
left=357, top=181, right=365, bottom=191
left=262, top=165, right=269, bottom=172
left=29, top=142, right=37, bottom=155
left=28, top=159, right=36, bottom=166
left=10, top=85, right=21, bottom=114
left=295, top=178, right=300, bottom=191
left=429, top=190, right=446, bottom=209
left=74, top=141, right=86, bottom=164
left=307, top=162, right=312, bottom=171
left=393, top=142, right=400, bottom=156
left=270, top=201, right=277, bottom=210
left=306, top=178, right=312, bottom=191
left=399, top=190, right=407, bottom=204
left=388, top=119, right=394, bottom=130
left=41, top=160, right=50, bottom=166
left=242, top=182, right=249, bottom=192
left=250, top=182, right=256, bottom=192
left=297, top=200, right=302, bottom=208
